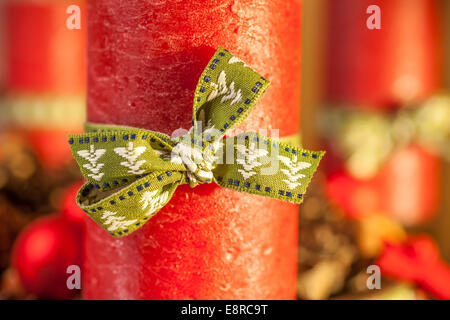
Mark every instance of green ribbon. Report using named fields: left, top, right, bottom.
left=69, top=47, right=324, bottom=237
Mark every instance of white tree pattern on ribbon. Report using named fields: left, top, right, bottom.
left=114, top=142, right=147, bottom=175
left=77, top=144, right=106, bottom=181
left=100, top=210, right=137, bottom=232
left=236, top=142, right=269, bottom=180
left=278, top=155, right=312, bottom=190
left=140, top=190, right=170, bottom=216
left=207, top=71, right=242, bottom=105
left=228, top=56, right=249, bottom=68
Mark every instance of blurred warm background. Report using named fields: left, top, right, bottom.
left=0, top=0, right=449, bottom=299
left=0, top=0, right=85, bottom=299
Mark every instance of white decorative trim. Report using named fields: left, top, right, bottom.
left=0, top=94, right=85, bottom=129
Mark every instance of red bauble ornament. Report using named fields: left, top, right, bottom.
left=61, top=182, right=86, bottom=226
left=12, top=215, right=82, bottom=299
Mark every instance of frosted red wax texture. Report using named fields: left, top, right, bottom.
left=326, top=0, right=440, bottom=109
left=85, top=0, right=301, bottom=299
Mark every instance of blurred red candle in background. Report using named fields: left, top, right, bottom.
left=324, top=0, right=441, bottom=224
left=5, top=1, right=85, bottom=93
left=84, top=0, right=302, bottom=299
left=326, top=0, right=440, bottom=109
left=326, top=145, right=440, bottom=225
left=3, top=0, right=86, bottom=168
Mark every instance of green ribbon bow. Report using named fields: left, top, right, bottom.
left=69, top=47, right=324, bottom=237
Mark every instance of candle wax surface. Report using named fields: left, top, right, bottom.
left=85, top=0, right=302, bottom=299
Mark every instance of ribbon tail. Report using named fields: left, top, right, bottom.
left=212, top=132, right=324, bottom=204
left=76, top=171, right=183, bottom=237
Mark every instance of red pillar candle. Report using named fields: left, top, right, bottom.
left=5, top=0, right=86, bottom=93
left=324, top=0, right=441, bottom=224
left=326, top=0, right=440, bottom=109
left=84, top=0, right=302, bottom=299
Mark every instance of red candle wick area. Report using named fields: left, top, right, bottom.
left=84, top=0, right=302, bottom=299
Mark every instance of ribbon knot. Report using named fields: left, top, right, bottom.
left=69, top=47, right=324, bottom=237
left=170, top=137, right=218, bottom=187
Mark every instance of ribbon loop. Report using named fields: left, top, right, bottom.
left=69, top=47, right=324, bottom=237
left=191, top=47, right=270, bottom=147
left=75, top=170, right=182, bottom=237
